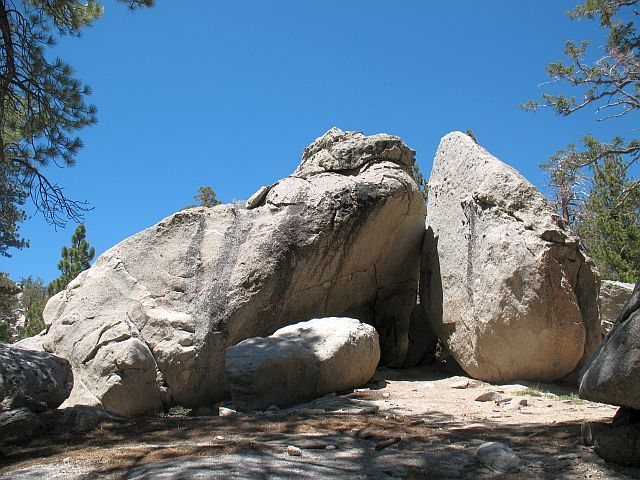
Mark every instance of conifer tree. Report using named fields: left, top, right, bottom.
left=578, top=154, right=640, bottom=282
left=19, top=276, right=47, bottom=338
left=0, top=1, right=153, bottom=257
left=540, top=145, right=587, bottom=227
left=524, top=1, right=639, bottom=176
left=47, top=224, right=95, bottom=296
left=0, top=272, right=19, bottom=342
left=411, top=164, right=428, bottom=203
left=194, top=186, right=222, bottom=207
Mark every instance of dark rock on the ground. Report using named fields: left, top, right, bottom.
left=0, top=343, right=73, bottom=411
left=476, top=442, right=521, bottom=473
left=0, top=408, right=44, bottom=445
left=594, top=424, right=640, bottom=468
left=582, top=407, right=640, bottom=467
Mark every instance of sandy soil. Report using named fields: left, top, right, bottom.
left=0, top=366, right=638, bottom=479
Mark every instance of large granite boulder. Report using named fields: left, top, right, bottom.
left=225, top=317, right=380, bottom=411
left=599, top=280, right=634, bottom=336
left=40, top=128, right=426, bottom=416
left=580, top=280, right=640, bottom=409
left=423, top=132, right=600, bottom=383
left=0, top=343, right=73, bottom=411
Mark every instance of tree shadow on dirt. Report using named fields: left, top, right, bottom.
left=1, top=396, right=639, bottom=479
left=1, top=364, right=639, bottom=479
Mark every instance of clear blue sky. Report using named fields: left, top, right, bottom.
left=1, top=0, right=633, bottom=283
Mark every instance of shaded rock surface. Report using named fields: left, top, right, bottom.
left=580, top=280, right=640, bottom=409
left=599, top=280, right=634, bottom=336
left=423, top=132, right=600, bottom=383
left=0, top=408, right=44, bottom=445
left=476, top=441, right=521, bottom=473
left=38, top=128, right=426, bottom=416
left=225, top=317, right=380, bottom=411
left=0, top=405, right=126, bottom=447
left=582, top=408, right=640, bottom=467
left=0, top=343, right=73, bottom=411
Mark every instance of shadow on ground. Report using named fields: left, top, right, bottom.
left=1, top=371, right=638, bottom=479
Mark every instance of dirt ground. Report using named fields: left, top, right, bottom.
left=1, top=366, right=638, bottom=479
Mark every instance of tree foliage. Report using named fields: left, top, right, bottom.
left=0, top=0, right=153, bottom=256
left=525, top=0, right=639, bottom=174
left=528, top=1, right=640, bottom=280
left=19, top=275, right=46, bottom=337
left=47, top=223, right=94, bottom=296
left=194, top=185, right=222, bottom=207
left=578, top=154, right=640, bottom=282
left=0, top=271, right=19, bottom=341
left=0, top=156, right=27, bottom=255
left=540, top=145, right=587, bottom=226
left=411, top=164, right=428, bottom=203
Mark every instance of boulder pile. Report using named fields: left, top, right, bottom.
left=12, top=128, right=617, bottom=421
left=37, top=128, right=426, bottom=416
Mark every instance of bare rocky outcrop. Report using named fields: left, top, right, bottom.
left=599, top=280, right=634, bottom=336
left=580, top=280, right=640, bottom=410
left=225, top=317, right=380, bottom=411
left=423, top=132, right=600, bottom=383
left=39, top=128, right=426, bottom=416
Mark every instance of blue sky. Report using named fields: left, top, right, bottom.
left=2, top=0, right=634, bottom=283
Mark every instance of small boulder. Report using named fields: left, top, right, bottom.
left=225, top=317, right=380, bottom=411
left=599, top=280, right=634, bottom=336
left=0, top=343, right=73, bottom=411
left=582, top=408, right=640, bottom=467
left=476, top=442, right=521, bottom=473
left=580, top=280, right=640, bottom=409
left=594, top=424, right=640, bottom=467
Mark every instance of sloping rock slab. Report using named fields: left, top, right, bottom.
left=0, top=343, right=72, bottom=411
left=41, top=128, right=425, bottom=416
left=580, top=281, right=640, bottom=409
left=225, top=317, right=380, bottom=411
left=423, top=132, right=600, bottom=383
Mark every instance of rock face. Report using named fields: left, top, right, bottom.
left=423, top=132, right=600, bottom=383
left=0, top=343, right=73, bottom=412
left=40, top=128, right=426, bottom=416
left=580, top=280, right=640, bottom=409
left=599, top=280, right=634, bottom=336
left=225, top=317, right=380, bottom=411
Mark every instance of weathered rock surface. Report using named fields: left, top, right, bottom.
left=40, top=128, right=426, bottom=416
left=580, top=280, right=640, bottom=409
left=0, top=343, right=73, bottom=411
left=225, top=317, right=380, bottom=411
left=14, top=333, right=45, bottom=352
left=599, top=280, right=634, bottom=336
left=423, top=132, right=600, bottom=383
